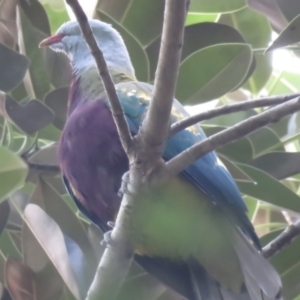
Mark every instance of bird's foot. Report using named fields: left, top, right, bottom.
left=118, top=171, right=130, bottom=197
left=107, top=221, right=115, bottom=228
left=101, top=230, right=114, bottom=247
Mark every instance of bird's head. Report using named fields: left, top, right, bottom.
left=40, top=19, right=135, bottom=78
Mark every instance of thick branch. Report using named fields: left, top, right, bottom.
left=141, top=0, right=187, bottom=156
left=170, top=93, right=300, bottom=137
left=263, top=220, right=300, bottom=259
left=166, top=97, right=300, bottom=177
left=65, top=0, right=133, bottom=154
left=86, top=180, right=136, bottom=300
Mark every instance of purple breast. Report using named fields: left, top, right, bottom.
left=58, top=99, right=129, bottom=223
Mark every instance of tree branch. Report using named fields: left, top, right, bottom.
left=140, top=0, right=188, bottom=158
left=170, top=93, right=300, bottom=137
left=65, top=0, right=133, bottom=154
left=263, top=220, right=300, bottom=259
left=165, top=97, right=300, bottom=177
left=86, top=179, right=136, bottom=300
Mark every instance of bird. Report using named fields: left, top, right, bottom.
left=40, top=19, right=282, bottom=300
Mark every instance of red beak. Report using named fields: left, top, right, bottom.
left=39, top=34, right=65, bottom=48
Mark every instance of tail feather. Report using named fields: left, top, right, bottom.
left=232, top=229, right=282, bottom=300
left=189, top=262, right=251, bottom=300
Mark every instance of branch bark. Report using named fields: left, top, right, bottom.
left=166, top=97, right=300, bottom=177
left=140, top=0, right=187, bottom=158
left=263, top=220, right=300, bottom=259
left=170, top=93, right=300, bottom=137
left=65, top=0, right=133, bottom=154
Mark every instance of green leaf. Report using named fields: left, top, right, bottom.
left=0, top=229, right=22, bottom=259
left=117, top=274, right=165, bottom=300
left=0, top=94, right=54, bottom=135
left=248, top=127, right=284, bottom=157
left=19, top=0, right=51, bottom=35
left=97, top=0, right=132, bottom=22
left=34, top=261, right=64, bottom=300
left=218, top=154, right=254, bottom=182
left=17, top=8, right=51, bottom=100
left=275, top=0, right=300, bottom=22
left=0, top=43, right=30, bottom=92
left=185, top=13, right=217, bottom=26
left=0, top=146, right=27, bottom=203
left=121, top=0, right=165, bottom=46
left=176, top=43, right=252, bottom=104
left=237, top=164, right=300, bottom=213
left=29, top=179, right=97, bottom=282
left=97, top=11, right=149, bottom=82
left=0, top=201, right=10, bottom=236
left=189, top=0, right=246, bottom=13
left=267, top=14, right=300, bottom=52
left=5, top=257, right=34, bottom=300
left=147, top=22, right=247, bottom=82
left=43, top=3, right=70, bottom=33
left=24, top=204, right=81, bottom=300
left=219, top=7, right=272, bottom=94
left=250, top=152, right=300, bottom=179
left=27, top=144, right=58, bottom=170
left=203, top=126, right=254, bottom=162
left=44, top=88, right=68, bottom=130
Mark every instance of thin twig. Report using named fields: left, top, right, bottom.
left=263, top=220, right=300, bottom=259
left=140, top=0, right=188, bottom=158
left=170, top=93, right=300, bottom=137
left=166, top=97, right=300, bottom=177
left=65, top=0, right=133, bottom=154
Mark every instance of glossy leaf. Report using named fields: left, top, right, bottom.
left=0, top=2, right=17, bottom=48
left=28, top=144, right=59, bottom=169
left=17, top=8, right=51, bottom=100
left=219, top=7, right=272, bottom=94
left=97, top=11, right=149, bottom=82
left=0, top=230, right=21, bottom=259
left=0, top=201, right=10, bottom=237
left=267, top=14, right=300, bottom=52
left=250, top=152, right=300, bottom=179
left=22, top=222, right=49, bottom=273
left=120, top=0, right=164, bottom=46
left=146, top=22, right=247, bottom=81
left=0, top=146, right=27, bottom=203
left=218, top=154, right=254, bottom=182
left=117, top=274, right=165, bottom=300
left=0, top=94, right=54, bottom=134
left=5, top=258, right=34, bottom=300
left=237, top=164, right=300, bottom=213
left=24, top=204, right=81, bottom=300
left=189, top=0, right=246, bottom=13
left=185, top=13, right=217, bottom=26
left=19, top=0, right=51, bottom=35
left=44, top=87, right=68, bottom=130
left=203, top=126, right=254, bottom=163
left=64, top=235, right=91, bottom=297
left=176, top=43, right=252, bottom=104
left=34, top=261, right=64, bottom=300
left=0, top=43, right=29, bottom=92
left=29, top=179, right=97, bottom=281
left=248, top=127, right=284, bottom=157
left=97, top=0, right=132, bottom=22
left=275, top=0, right=300, bottom=22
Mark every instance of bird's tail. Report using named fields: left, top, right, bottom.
left=189, top=261, right=251, bottom=300
left=189, top=228, right=282, bottom=300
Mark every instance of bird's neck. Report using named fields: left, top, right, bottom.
left=68, top=63, right=136, bottom=116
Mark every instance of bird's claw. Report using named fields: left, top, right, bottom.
left=101, top=230, right=114, bottom=247
left=107, top=221, right=115, bottom=228
left=118, top=171, right=130, bottom=197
